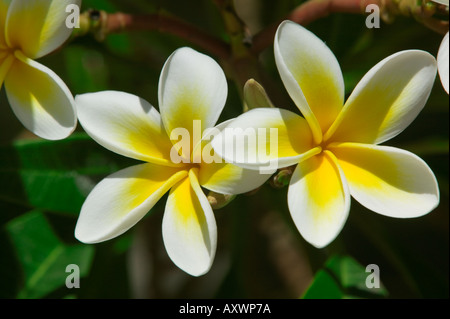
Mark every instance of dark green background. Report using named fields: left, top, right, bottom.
left=0, top=0, right=448, bottom=298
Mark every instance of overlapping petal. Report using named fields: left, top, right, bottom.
left=159, top=47, right=227, bottom=157
left=5, top=0, right=81, bottom=59
left=437, top=32, right=449, bottom=94
left=211, top=108, right=316, bottom=171
left=330, top=143, right=439, bottom=218
left=76, top=91, right=180, bottom=167
left=325, top=50, right=437, bottom=145
left=75, top=163, right=188, bottom=244
left=162, top=169, right=217, bottom=276
left=193, top=120, right=272, bottom=194
left=274, top=20, right=345, bottom=143
left=4, top=51, right=76, bottom=140
left=199, top=159, right=271, bottom=195
left=288, top=151, right=350, bottom=248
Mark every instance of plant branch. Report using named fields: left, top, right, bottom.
left=251, top=0, right=449, bottom=54
left=74, top=10, right=231, bottom=60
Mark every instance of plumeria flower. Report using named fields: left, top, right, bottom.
left=0, top=0, right=79, bottom=140
left=212, top=21, right=440, bottom=248
left=74, top=47, right=270, bottom=276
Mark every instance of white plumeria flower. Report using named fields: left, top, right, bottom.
left=437, top=32, right=449, bottom=94
left=212, top=21, right=440, bottom=248
left=0, top=0, right=79, bottom=140
left=74, top=47, right=270, bottom=276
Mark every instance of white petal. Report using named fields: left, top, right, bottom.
left=6, top=0, right=82, bottom=59
left=162, top=169, right=217, bottom=276
left=288, top=151, right=350, bottom=248
left=211, top=108, right=316, bottom=172
left=76, top=91, right=181, bottom=167
left=326, top=50, right=437, bottom=144
left=5, top=51, right=76, bottom=140
left=437, top=32, right=449, bottom=94
left=199, top=161, right=271, bottom=195
left=330, top=143, right=440, bottom=218
left=274, top=20, right=345, bottom=143
left=431, top=0, right=449, bottom=6
left=194, top=119, right=272, bottom=194
left=159, top=47, right=227, bottom=149
left=75, top=163, right=187, bottom=243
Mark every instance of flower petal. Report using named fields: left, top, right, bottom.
left=159, top=47, right=227, bottom=154
left=162, top=169, right=217, bottom=276
left=325, top=50, right=437, bottom=144
left=274, top=20, right=345, bottom=143
left=5, top=51, right=76, bottom=140
left=0, top=0, right=11, bottom=47
left=431, top=0, right=449, bottom=6
left=193, top=119, right=272, bottom=194
left=288, top=151, right=350, bottom=248
left=211, top=108, right=316, bottom=172
left=5, top=0, right=81, bottom=59
left=437, top=32, right=449, bottom=94
left=199, top=160, right=271, bottom=195
left=329, top=143, right=440, bottom=218
left=76, top=91, right=181, bottom=167
left=75, top=163, right=187, bottom=243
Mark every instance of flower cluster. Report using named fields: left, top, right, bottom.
left=1, top=0, right=445, bottom=276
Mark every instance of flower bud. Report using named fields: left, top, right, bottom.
left=207, top=191, right=236, bottom=209
left=243, top=79, right=275, bottom=111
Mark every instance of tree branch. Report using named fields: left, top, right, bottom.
left=75, top=10, right=231, bottom=60
left=251, top=0, right=449, bottom=54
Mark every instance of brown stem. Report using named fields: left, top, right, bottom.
left=82, top=11, right=231, bottom=60
left=251, top=0, right=376, bottom=53
left=251, top=0, right=449, bottom=54
left=422, top=18, right=449, bottom=35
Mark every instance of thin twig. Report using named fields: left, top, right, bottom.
left=251, top=0, right=449, bottom=54
left=251, top=0, right=376, bottom=53
left=107, top=12, right=231, bottom=60
left=77, top=10, right=231, bottom=60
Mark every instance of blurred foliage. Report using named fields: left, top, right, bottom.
left=302, top=255, right=388, bottom=298
left=0, top=0, right=448, bottom=299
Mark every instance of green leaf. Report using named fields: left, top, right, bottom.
left=5, top=211, right=94, bottom=299
left=0, top=133, right=136, bottom=215
left=302, top=255, right=388, bottom=299
left=81, top=0, right=118, bottom=11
